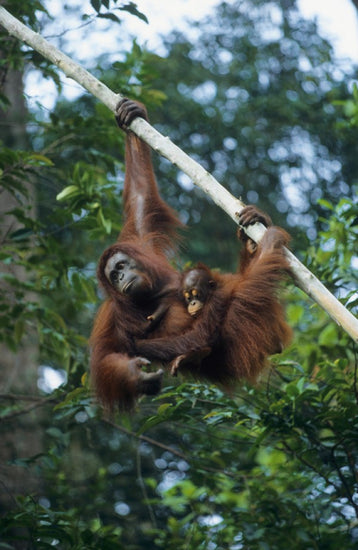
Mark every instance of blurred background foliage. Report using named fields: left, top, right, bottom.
left=0, top=0, right=357, bottom=548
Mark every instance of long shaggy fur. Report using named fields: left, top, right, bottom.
left=90, top=100, right=191, bottom=411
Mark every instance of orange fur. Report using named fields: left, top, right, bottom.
left=90, top=100, right=191, bottom=411
left=135, top=226, right=292, bottom=385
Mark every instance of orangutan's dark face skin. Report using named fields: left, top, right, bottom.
left=182, top=268, right=215, bottom=317
left=104, top=252, right=152, bottom=300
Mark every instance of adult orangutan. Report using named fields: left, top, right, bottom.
left=90, top=98, right=192, bottom=410
left=90, top=98, right=291, bottom=410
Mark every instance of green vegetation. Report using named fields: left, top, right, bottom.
left=0, top=1, right=357, bottom=548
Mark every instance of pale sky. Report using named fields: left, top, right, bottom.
left=297, top=0, right=358, bottom=61
left=113, top=0, right=358, bottom=62
left=25, top=0, right=358, bottom=111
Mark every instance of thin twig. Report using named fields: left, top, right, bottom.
left=104, top=418, right=236, bottom=477
left=0, top=397, right=57, bottom=421
left=136, top=444, right=157, bottom=528
left=105, top=418, right=188, bottom=460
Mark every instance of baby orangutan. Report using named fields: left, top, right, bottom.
left=169, top=266, right=218, bottom=374
left=135, top=225, right=292, bottom=386
left=182, top=267, right=216, bottom=317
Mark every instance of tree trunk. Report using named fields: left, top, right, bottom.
left=0, top=66, right=42, bottom=515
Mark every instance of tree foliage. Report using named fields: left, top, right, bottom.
left=147, top=0, right=358, bottom=268
left=0, top=1, right=357, bottom=549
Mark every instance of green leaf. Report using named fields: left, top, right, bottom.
left=56, top=185, right=80, bottom=201
left=317, top=199, right=334, bottom=211
left=27, top=153, right=54, bottom=166
left=119, top=3, right=148, bottom=23
left=318, top=324, right=338, bottom=347
left=91, top=0, right=101, bottom=13
left=97, top=13, right=121, bottom=23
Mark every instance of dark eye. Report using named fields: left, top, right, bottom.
left=183, top=291, right=190, bottom=303
left=115, top=261, right=125, bottom=270
left=110, top=270, right=119, bottom=283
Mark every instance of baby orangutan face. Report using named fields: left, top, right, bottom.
left=182, top=268, right=216, bottom=317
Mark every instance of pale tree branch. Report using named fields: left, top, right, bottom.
left=0, top=6, right=357, bottom=343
